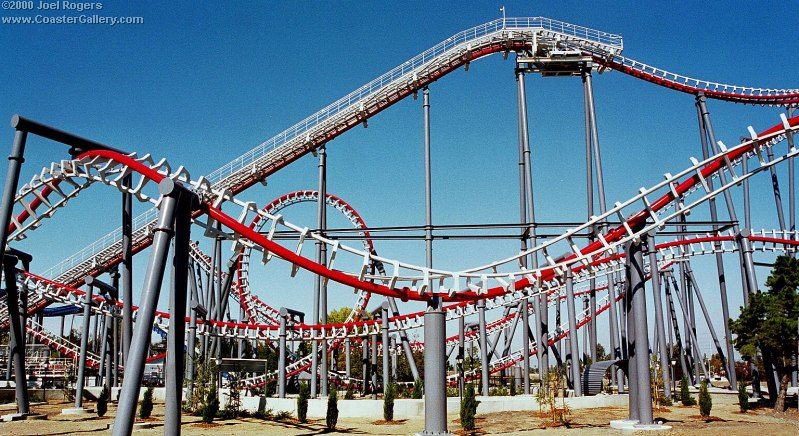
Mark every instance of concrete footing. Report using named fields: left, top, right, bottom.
left=1, top=412, right=47, bottom=422
left=610, top=419, right=671, bottom=431
left=61, top=407, right=94, bottom=416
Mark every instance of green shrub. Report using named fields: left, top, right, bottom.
left=253, top=408, right=273, bottom=420
left=738, top=382, right=749, bottom=412
left=489, top=386, right=509, bottom=396
left=383, top=383, right=395, bottom=421
left=202, top=386, right=219, bottom=423
left=297, top=382, right=309, bottom=423
left=698, top=380, right=712, bottom=417
left=97, top=385, right=110, bottom=417
left=412, top=378, right=424, bottom=399
left=460, top=383, right=479, bottom=431
left=326, top=389, right=338, bottom=430
left=274, top=410, right=292, bottom=421
left=680, top=376, right=695, bottom=406
left=344, top=383, right=355, bottom=399
left=139, top=386, right=154, bottom=419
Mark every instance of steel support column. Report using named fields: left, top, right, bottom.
left=278, top=308, right=287, bottom=398
left=520, top=295, right=531, bottom=395
left=121, top=175, right=133, bottom=365
left=647, top=238, right=671, bottom=399
left=628, top=239, right=654, bottom=425
left=112, top=181, right=180, bottom=436
left=186, top=263, right=200, bottom=400
left=0, top=129, right=27, bottom=260
left=565, top=270, right=581, bottom=396
left=478, top=299, right=489, bottom=395
left=381, top=302, right=390, bottom=394
left=388, top=297, right=420, bottom=380
left=370, top=333, right=377, bottom=400
left=3, top=255, right=29, bottom=415
left=421, top=86, right=449, bottom=435
left=315, top=143, right=329, bottom=397
left=74, top=284, right=94, bottom=409
left=164, top=189, right=192, bottom=436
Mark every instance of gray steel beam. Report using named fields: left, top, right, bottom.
left=387, top=297, right=420, bottom=380
left=112, top=180, right=180, bottom=436
left=278, top=308, right=287, bottom=398
left=315, top=144, right=329, bottom=397
left=370, top=333, right=377, bottom=400
left=647, top=240, right=671, bottom=399
left=420, top=86, right=449, bottom=435
left=121, top=175, right=133, bottom=366
left=74, top=284, right=94, bottom=408
left=164, top=191, right=192, bottom=436
left=478, top=299, right=490, bottom=395
left=628, top=239, right=654, bottom=426
left=186, top=262, right=200, bottom=400
left=667, top=273, right=709, bottom=380
left=565, top=270, right=581, bottom=396
left=362, top=338, right=369, bottom=396
left=0, top=129, right=27, bottom=259
left=3, top=255, right=29, bottom=414
left=381, top=302, right=390, bottom=394
left=520, top=296, right=531, bottom=394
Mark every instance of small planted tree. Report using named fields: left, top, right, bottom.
left=326, top=388, right=338, bottom=431
left=737, top=382, right=749, bottom=412
left=412, top=378, right=424, bottom=399
left=383, top=383, right=395, bottom=422
left=698, top=380, right=712, bottom=417
left=679, top=376, right=695, bottom=406
left=97, top=384, right=110, bottom=417
left=139, top=386, right=154, bottom=419
left=297, top=382, right=309, bottom=423
left=202, top=386, right=219, bottom=423
left=460, top=383, right=479, bottom=431
left=344, top=382, right=355, bottom=399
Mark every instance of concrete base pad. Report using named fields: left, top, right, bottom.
left=1, top=412, right=47, bottom=422
left=610, top=419, right=671, bottom=431
left=61, top=407, right=94, bottom=416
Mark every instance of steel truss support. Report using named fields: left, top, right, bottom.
left=564, top=270, right=581, bottom=396
left=312, top=143, right=328, bottom=397
left=112, top=180, right=189, bottom=436
left=667, top=272, right=710, bottom=381
left=627, top=238, right=654, bottom=426
left=647, top=238, right=671, bottom=398
left=278, top=308, right=287, bottom=398
left=694, top=95, right=738, bottom=390
left=3, top=255, right=30, bottom=415
left=74, top=283, right=94, bottom=409
left=381, top=302, right=390, bottom=394
left=478, top=299, right=489, bottom=395
left=420, top=86, right=449, bottom=435
left=582, top=67, right=606, bottom=364
left=186, top=262, right=201, bottom=400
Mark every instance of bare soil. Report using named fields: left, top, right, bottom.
left=0, top=394, right=796, bottom=435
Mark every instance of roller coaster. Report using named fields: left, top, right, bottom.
left=0, top=16, right=797, bottom=435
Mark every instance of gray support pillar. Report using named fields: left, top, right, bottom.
left=112, top=181, right=180, bottom=436
left=564, top=270, right=581, bottom=396
left=74, top=285, right=94, bottom=409
left=515, top=70, right=533, bottom=393
left=739, top=229, right=759, bottom=297
left=164, top=191, right=192, bottom=436
left=668, top=274, right=710, bottom=380
left=362, top=338, right=369, bottom=396
left=458, top=316, right=465, bottom=398
left=624, top=257, right=638, bottom=419
left=112, top=307, right=119, bottom=388
left=3, top=255, right=29, bottom=415
left=687, top=270, right=730, bottom=385
left=387, top=298, right=420, bottom=381
left=608, top=275, right=620, bottom=390
left=98, top=313, right=109, bottom=386
left=420, top=86, right=448, bottom=435
left=694, top=98, right=738, bottom=390
left=186, top=263, right=199, bottom=397
left=381, top=302, right=390, bottom=393
left=391, top=336, right=398, bottom=380
left=664, top=276, right=691, bottom=383
left=0, top=129, right=27, bottom=259
left=521, top=295, right=531, bottom=395
left=628, top=239, right=654, bottom=426
left=370, top=333, right=377, bottom=400
left=121, top=174, right=133, bottom=365
left=345, top=338, right=351, bottom=380
left=315, top=144, right=329, bottom=397
left=278, top=308, right=287, bottom=398
left=647, top=238, right=671, bottom=398
left=478, top=299, right=489, bottom=395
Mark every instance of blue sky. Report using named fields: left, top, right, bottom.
left=1, top=1, right=797, bottom=360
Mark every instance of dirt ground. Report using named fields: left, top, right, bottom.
left=0, top=394, right=797, bottom=435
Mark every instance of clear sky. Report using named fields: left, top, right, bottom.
left=1, top=1, right=797, bottom=361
